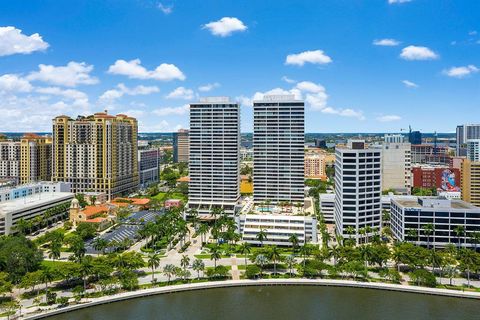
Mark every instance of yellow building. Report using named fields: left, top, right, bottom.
left=461, top=160, right=480, bottom=206
left=240, top=175, right=253, bottom=194
left=20, top=133, right=52, bottom=184
left=52, top=112, right=139, bottom=200
left=304, top=153, right=327, bottom=180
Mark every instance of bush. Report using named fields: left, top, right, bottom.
left=245, top=265, right=261, bottom=279
left=410, top=269, right=436, bottom=288
left=56, top=296, right=69, bottom=307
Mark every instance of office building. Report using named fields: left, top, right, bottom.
left=456, top=124, right=480, bottom=156
left=410, top=144, right=450, bottom=165
left=314, top=138, right=327, bottom=149
left=380, top=134, right=411, bottom=194
left=390, top=197, right=480, bottom=249
left=20, top=133, right=52, bottom=184
left=334, top=140, right=382, bottom=244
left=304, top=153, right=326, bottom=180
left=52, top=112, right=139, bottom=200
left=253, top=95, right=304, bottom=204
left=0, top=141, right=20, bottom=184
left=467, top=139, right=480, bottom=162
left=188, top=97, right=240, bottom=216
left=461, top=160, right=480, bottom=207
left=236, top=214, right=317, bottom=246
left=138, top=148, right=160, bottom=188
left=409, top=131, right=422, bottom=145
left=412, top=165, right=461, bottom=191
left=173, top=129, right=189, bottom=163
left=319, top=193, right=335, bottom=223
left=0, top=182, right=73, bottom=235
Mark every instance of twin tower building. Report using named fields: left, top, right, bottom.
left=188, top=96, right=305, bottom=216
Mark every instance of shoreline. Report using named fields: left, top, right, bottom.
left=24, top=279, right=480, bottom=319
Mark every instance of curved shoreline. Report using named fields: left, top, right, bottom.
left=25, top=279, right=480, bottom=319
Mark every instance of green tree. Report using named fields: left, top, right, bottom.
left=210, top=245, right=221, bottom=269
left=180, top=255, right=191, bottom=280
left=147, top=253, right=161, bottom=283
left=289, top=234, right=300, bottom=251
left=163, top=264, right=176, bottom=284
left=267, top=246, right=282, bottom=275
left=454, top=226, right=465, bottom=247
left=256, top=229, right=268, bottom=246
left=423, top=223, right=435, bottom=249
left=285, top=255, right=296, bottom=276
left=192, top=259, right=205, bottom=279
left=255, top=254, right=268, bottom=277
left=0, top=236, right=43, bottom=283
left=239, top=242, right=251, bottom=268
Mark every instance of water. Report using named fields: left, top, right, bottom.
left=47, top=286, right=479, bottom=320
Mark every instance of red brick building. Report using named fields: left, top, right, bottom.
left=412, top=166, right=461, bottom=191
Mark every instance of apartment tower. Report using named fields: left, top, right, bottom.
left=20, top=133, right=52, bottom=184
left=253, top=95, right=305, bottom=204
left=380, top=134, right=411, bottom=194
left=188, top=97, right=240, bottom=216
left=173, top=129, right=189, bottom=163
left=52, top=112, right=139, bottom=200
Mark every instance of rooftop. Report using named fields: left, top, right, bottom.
left=0, top=192, right=74, bottom=216
left=394, top=197, right=478, bottom=210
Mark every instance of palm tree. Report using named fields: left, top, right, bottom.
left=267, top=246, right=281, bottom=275
left=255, top=254, right=268, bottom=277
left=458, top=248, right=476, bottom=287
left=471, top=231, right=480, bottom=252
left=147, top=253, right=161, bottom=283
left=79, top=256, right=94, bottom=292
left=285, top=255, right=295, bottom=276
left=92, top=238, right=109, bottom=255
left=48, top=240, right=61, bottom=261
left=14, top=218, right=30, bottom=235
left=210, top=245, right=221, bottom=269
left=407, top=228, right=419, bottom=244
left=239, top=242, right=251, bottom=268
left=289, top=234, right=300, bottom=251
left=454, top=226, right=465, bottom=247
left=197, top=224, right=209, bottom=246
left=299, top=244, right=311, bottom=268
left=163, top=264, right=176, bottom=284
left=423, top=223, right=435, bottom=249
left=192, top=259, right=205, bottom=280
left=180, top=255, right=190, bottom=279
left=256, top=229, right=268, bottom=246
left=40, top=268, right=55, bottom=303
left=358, top=227, right=366, bottom=245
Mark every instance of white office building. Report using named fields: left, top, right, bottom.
left=236, top=214, right=317, bottom=246
left=0, top=141, right=20, bottom=184
left=253, top=95, right=304, bottom=204
left=334, top=140, right=382, bottom=244
left=379, top=134, right=411, bottom=194
left=319, top=193, right=335, bottom=223
left=390, top=197, right=480, bottom=248
left=188, top=97, right=240, bottom=216
left=466, top=139, right=480, bottom=162
left=0, top=182, right=74, bottom=235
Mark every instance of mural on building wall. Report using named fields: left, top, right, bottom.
left=441, top=169, right=460, bottom=192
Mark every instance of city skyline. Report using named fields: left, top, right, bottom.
left=0, top=1, right=479, bottom=133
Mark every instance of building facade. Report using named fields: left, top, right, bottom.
left=0, top=141, right=20, bottom=184
left=253, top=95, right=304, bottom=204
left=390, top=197, right=480, bottom=248
left=380, top=135, right=411, bottom=194
left=319, top=193, right=335, bottom=223
left=173, top=129, right=189, bottom=163
left=466, top=139, right=480, bottom=162
left=188, top=98, right=240, bottom=216
left=412, top=165, right=461, bottom=191
left=456, top=124, right=480, bottom=156
left=236, top=214, right=317, bottom=246
left=52, top=112, right=139, bottom=200
left=20, top=133, right=52, bottom=184
left=461, top=160, right=480, bottom=207
left=334, top=140, right=382, bottom=244
left=0, top=182, right=73, bottom=235
left=138, top=148, right=160, bottom=188
left=304, top=153, right=326, bottom=180
left=409, top=131, right=422, bottom=145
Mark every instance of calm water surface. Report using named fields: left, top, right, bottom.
left=47, top=286, right=480, bottom=320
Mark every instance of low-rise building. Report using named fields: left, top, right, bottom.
left=304, top=153, right=327, bottom=180
left=390, top=197, right=480, bottom=248
left=69, top=200, right=113, bottom=229
left=236, top=214, right=317, bottom=246
left=0, top=182, right=74, bottom=235
left=412, top=165, right=461, bottom=192
left=319, top=193, right=335, bottom=223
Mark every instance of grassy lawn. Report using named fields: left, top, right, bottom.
left=151, top=192, right=187, bottom=202
left=194, top=254, right=230, bottom=259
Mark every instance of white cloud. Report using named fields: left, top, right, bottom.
left=373, top=38, right=400, bottom=46
left=400, top=46, right=439, bottom=60
left=166, top=87, right=194, bottom=100
left=99, top=83, right=159, bottom=101
left=469, top=30, right=478, bottom=36
left=402, top=80, right=418, bottom=88
left=36, top=87, right=88, bottom=100
left=0, top=74, right=33, bottom=93
left=198, top=82, right=220, bottom=92
left=285, top=50, right=332, bottom=66
left=295, top=81, right=325, bottom=94
left=376, top=115, right=402, bottom=122
left=0, top=26, right=49, bottom=57
left=152, top=105, right=189, bottom=116
left=157, top=2, right=173, bottom=14
left=108, top=59, right=185, bottom=81
left=281, top=76, right=296, bottom=84
left=443, top=65, right=479, bottom=78
left=388, top=0, right=413, bottom=4
left=203, top=17, right=247, bottom=37
left=27, top=61, right=98, bottom=87
left=322, top=107, right=365, bottom=120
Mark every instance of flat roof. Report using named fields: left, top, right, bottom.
left=394, top=198, right=478, bottom=210
left=0, top=192, right=74, bottom=216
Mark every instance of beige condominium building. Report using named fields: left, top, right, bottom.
left=20, top=133, right=52, bottom=184
left=378, top=134, right=411, bottom=195
left=0, top=140, right=20, bottom=184
left=52, top=112, right=139, bottom=200
left=173, top=129, right=189, bottom=163
left=461, top=159, right=480, bottom=207
left=304, top=153, right=326, bottom=180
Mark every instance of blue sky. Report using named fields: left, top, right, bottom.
left=0, top=0, right=479, bottom=133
